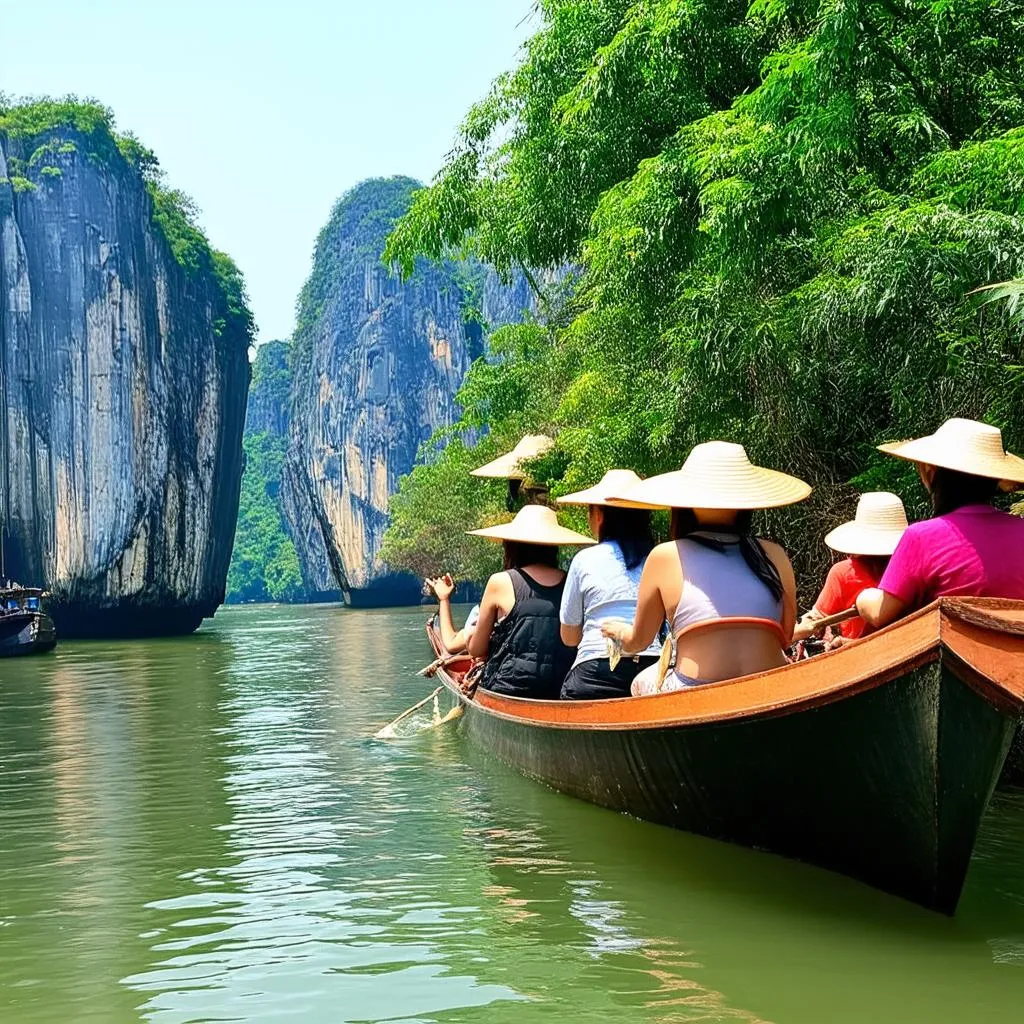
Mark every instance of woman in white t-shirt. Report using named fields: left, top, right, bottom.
left=556, top=471, right=662, bottom=699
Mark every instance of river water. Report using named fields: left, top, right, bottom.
left=1, top=603, right=1023, bottom=1023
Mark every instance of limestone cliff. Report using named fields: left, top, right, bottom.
left=0, top=103, right=252, bottom=636
left=283, top=177, right=532, bottom=605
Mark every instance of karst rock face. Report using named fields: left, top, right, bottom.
left=0, top=123, right=251, bottom=636
left=283, top=176, right=532, bottom=606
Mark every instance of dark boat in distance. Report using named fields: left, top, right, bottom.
left=0, top=584, right=57, bottom=657
left=425, top=597, right=1024, bottom=914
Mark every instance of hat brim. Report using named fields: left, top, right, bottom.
left=824, top=521, right=906, bottom=556
left=555, top=485, right=651, bottom=509
left=470, top=453, right=528, bottom=480
left=609, top=467, right=811, bottom=510
left=878, top=438, right=1024, bottom=485
left=467, top=523, right=594, bottom=546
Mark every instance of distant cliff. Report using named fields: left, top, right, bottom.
left=226, top=341, right=306, bottom=604
left=0, top=100, right=252, bottom=636
left=283, top=177, right=532, bottom=606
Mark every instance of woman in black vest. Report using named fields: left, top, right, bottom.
left=467, top=505, right=594, bottom=699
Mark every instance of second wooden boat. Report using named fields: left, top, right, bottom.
left=0, top=586, right=57, bottom=656
left=426, top=597, right=1024, bottom=914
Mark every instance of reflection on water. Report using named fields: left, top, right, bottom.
left=1, top=604, right=1023, bottom=1023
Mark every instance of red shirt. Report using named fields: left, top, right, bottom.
left=814, top=557, right=884, bottom=638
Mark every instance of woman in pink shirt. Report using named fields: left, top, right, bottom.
left=857, top=418, right=1024, bottom=629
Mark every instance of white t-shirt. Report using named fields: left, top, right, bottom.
left=464, top=604, right=481, bottom=636
left=559, top=541, right=662, bottom=669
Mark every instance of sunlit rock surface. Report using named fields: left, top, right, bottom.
left=283, top=177, right=531, bottom=606
left=0, top=130, right=250, bottom=636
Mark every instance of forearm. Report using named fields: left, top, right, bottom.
left=621, top=613, right=661, bottom=654
left=856, top=587, right=909, bottom=630
left=437, top=598, right=461, bottom=651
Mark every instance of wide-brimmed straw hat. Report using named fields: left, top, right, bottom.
left=878, top=417, right=1024, bottom=487
left=556, top=469, right=651, bottom=509
left=608, top=441, right=811, bottom=510
left=470, top=435, right=555, bottom=480
left=468, top=504, right=594, bottom=546
left=825, top=492, right=909, bottom=556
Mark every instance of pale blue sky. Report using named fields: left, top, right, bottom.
left=0, top=0, right=533, bottom=341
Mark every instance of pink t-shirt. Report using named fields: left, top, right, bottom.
left=879, top=505, right=1024, bottom=608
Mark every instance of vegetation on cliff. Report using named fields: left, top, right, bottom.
left=227, top=342, right=304, bottom=604
left=382, top=0, right=1024, bottom=589
left=0, top=96, right=254, bottom=343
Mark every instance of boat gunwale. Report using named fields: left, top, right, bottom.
left=428, top=598, right=1024, bottom=732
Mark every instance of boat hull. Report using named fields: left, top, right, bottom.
left=0, top=612, right=57, bottom=656
left=428, top=599, right=1024, bottom=913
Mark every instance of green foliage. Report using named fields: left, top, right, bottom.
left=383, top=0, right=1024, bottom=596
left=0, top=96, right=254, bottom=344
left=380, top=433, right=506, bottom=581
left=227, top=432, right=305, bottom=604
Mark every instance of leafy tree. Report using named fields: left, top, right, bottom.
left=383, top=0, right=1024, bottom=598
left=226, top=431, right=305, bottom=604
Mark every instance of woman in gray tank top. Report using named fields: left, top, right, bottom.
left=600, top=442, right=810, bottom=692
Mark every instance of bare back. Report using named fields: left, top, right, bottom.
left=642, top=537, right=797, bottom=683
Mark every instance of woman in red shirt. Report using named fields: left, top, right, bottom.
left=794, top=492, right=908, bottom=642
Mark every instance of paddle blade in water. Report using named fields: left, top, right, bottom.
left=373, top=687, right=463, bottom=740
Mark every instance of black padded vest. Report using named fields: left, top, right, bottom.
left=480, top=568, right=573, bottom=700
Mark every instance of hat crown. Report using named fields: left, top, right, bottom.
left=934, top=418, right=1005, bottom=458
left=854, top=491, right=909, bottom=531
left=597, top=469, right=642, bottom=492
left=681, top=441, right=753, bottom=477
left=512, top=504, right=557, bottom=530
left=511, top=434, right=555, bottom=459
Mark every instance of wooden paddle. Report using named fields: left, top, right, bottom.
left=803, top=606, right=859, bottom=635
left=374, top=685, right=464, bottom=740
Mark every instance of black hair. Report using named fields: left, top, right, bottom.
left=669, top=508, right=784, bottom=602
left=595, top=505, right=655, bottom=570
left=928, top=467, right=999, bottom=516
left=503, top=541, right=560, bottom=571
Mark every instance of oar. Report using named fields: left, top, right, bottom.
left=804, top=606, right=859, bottom=636
left=374, top=685, right=464, bottom=740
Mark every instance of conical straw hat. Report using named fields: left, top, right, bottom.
left=608, top=441, right=811, bottom=510
left=824, top=492, right=909, bottom=556
left=468, top=504, right=594, bottom=546
left=556, top=469, right=651, bottom=509
left=470, top=435, right=555, bottom=480
left=878, top=418, right=1024, bottom=487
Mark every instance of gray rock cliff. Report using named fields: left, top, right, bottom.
left=0, top=112, right=252, bottom=636
left=283, top=176, right=532, bottom=605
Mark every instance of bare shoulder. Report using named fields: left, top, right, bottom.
left=757, top=539, right=796, bottom=585
left=484, top=570, right=513, bottom=596
left=757, top=538, right=792, bottom=564
left=648, top=540, right=678, bottom=564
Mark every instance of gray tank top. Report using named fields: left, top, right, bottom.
left=672, top=535, right=783, bottom=637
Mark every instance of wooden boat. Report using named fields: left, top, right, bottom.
left=425, top=597, right=1024, bottom=914
left=0, top=585, right=57, bottom=656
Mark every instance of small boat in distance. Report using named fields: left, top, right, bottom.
left=0, top=583, right=57, bottom=657
left=424, top=597, right=1024, bottom=914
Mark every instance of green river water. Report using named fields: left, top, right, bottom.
left=1, top=603, right=1023, bottom=1023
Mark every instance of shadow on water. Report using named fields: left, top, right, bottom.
left=1, top=604, right=1022, bottom=1024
